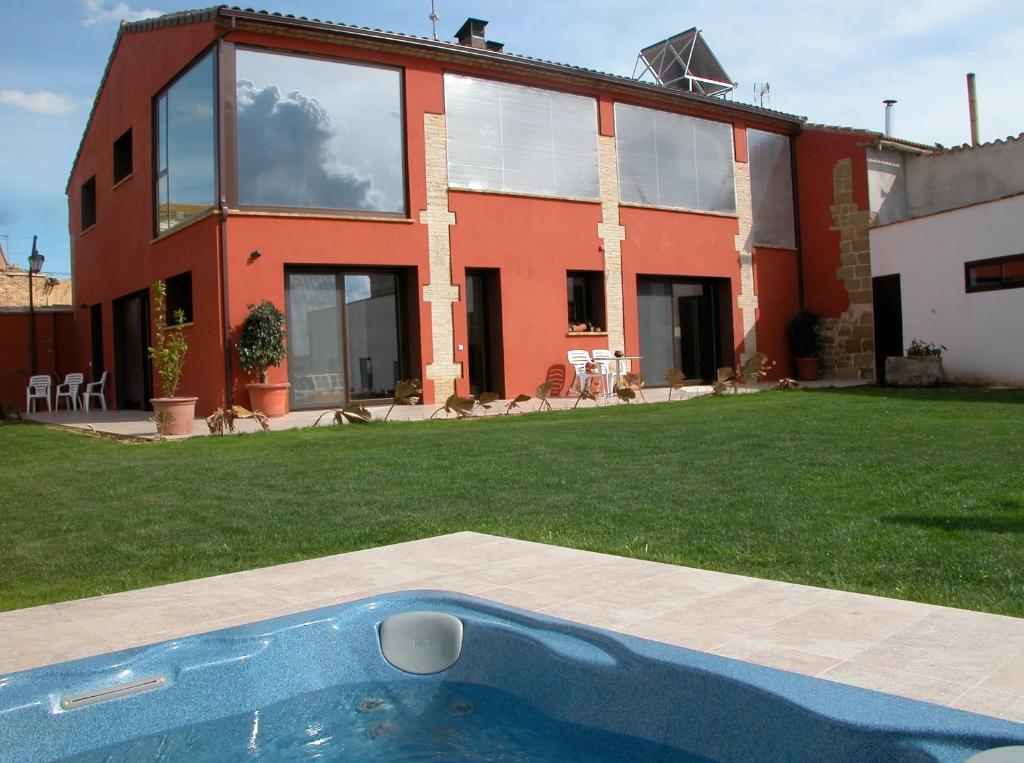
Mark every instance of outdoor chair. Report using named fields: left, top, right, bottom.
left=567, top=350, right=605, bottom=395
left=26, top=375, right=52, bottom=413
left=590, top=349, right=618, bottom=395
left=55, top=373, right=85, bottom=411
left=82, top=371, right=109, bottom=412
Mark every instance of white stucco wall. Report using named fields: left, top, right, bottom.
left=870, top=193, right=1024, bottom=386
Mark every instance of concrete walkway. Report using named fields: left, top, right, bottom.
left=2, top=532, right=1021, bottom=723
left=22, top=379, right=868, bottom=440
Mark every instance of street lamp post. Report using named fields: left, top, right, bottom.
left=27, top=236, right=45, bottom=375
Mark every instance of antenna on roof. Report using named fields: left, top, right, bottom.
left=429, top=0, right=439, bottom=41
left=632, top=28, right=735, bottom=98
left=754, top=82, right=770, bottom=108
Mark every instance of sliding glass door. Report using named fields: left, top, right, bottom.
left=285, top=269, right=404, bottom=409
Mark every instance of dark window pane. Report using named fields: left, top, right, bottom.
left=113, top=128, right=133, bottom=184
left=969, top=262, right=1002, bottom=287
left=345, top=274, right=401, bottom=399
left=236, top=50, right=406, bottom=214
left=154, top=51, right=216, bottom=234
left=165, top=271, right=193, bottom=324
left=81, top=176, right=96, bottom=230
left=567, top=271, right=605, bottom=329
left=1002, top=257, right=1024, bottom=284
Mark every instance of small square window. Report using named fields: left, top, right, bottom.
left=113, top=129, right=133, bottom=184
left=567, top=271, right=605, bottom=331
left=165, top=271, right=193, bottom=324
left=81, top=177, right=96, bottom=230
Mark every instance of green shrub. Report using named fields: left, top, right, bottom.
left=236, top=301, right=286, bottom=383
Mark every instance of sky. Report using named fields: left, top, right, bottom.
left=1, top=0, right=1022, bottom=277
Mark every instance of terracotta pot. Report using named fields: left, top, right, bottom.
left=247, top=382, right=291, bottom=417
left=794, top=357, right=822, bottom=381
left=150, top=397, right=198, bottom=436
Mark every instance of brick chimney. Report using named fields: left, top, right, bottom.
left=454, top=18, right=503, bottom=52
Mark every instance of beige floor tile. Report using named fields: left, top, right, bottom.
left=708, top=639, right=843, bottom=675
left=818, top=659, right=969, bottom=706
left=619, top=617, right=727, bottom=652
left=738, top=592, right=936, bottom=660
left=0, top=624, right=118, bottom=674
left=979, top=653, right=1024, bottom=695
left=473, top=586, right=564, bottom=613
left=0, top=604, right=75, bottom=634
left=950, top=687, right=1024, bottom=724
left=536, top=600, right=638, bottom=631
left=851, top=607, right=1024, bottom=686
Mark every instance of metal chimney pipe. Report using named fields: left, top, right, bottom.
left=883, top=99, right=897, bottom=137
left=967, top=72, right=979, bottom=146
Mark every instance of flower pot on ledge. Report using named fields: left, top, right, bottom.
left=150, top=397, right=198, bottom=436
left=247, top=382, right=291, bottom=417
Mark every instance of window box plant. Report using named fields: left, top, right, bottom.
left=236, top=300, right=289, bottom=417
left=787, top=309, right=824, bottom=381
left=148, top=280, right=197, bottom=436
left=885, top=339, right=945, bottom=387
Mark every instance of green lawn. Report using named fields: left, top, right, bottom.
left=2, top=387, right=1022, bottom=616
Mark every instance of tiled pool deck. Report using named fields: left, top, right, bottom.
left=2, top=532, right=1022, bottom=723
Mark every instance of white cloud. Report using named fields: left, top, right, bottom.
left=0, top=89, right=77, bottom=116
left=80, top=0, right=161, bottom=28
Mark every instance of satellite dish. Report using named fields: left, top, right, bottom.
left=633, top=28, right=735, bottom=97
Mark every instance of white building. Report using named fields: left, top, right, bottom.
left=868, top=134, right=1024, bottom=386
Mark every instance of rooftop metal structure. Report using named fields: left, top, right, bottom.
left=633, top=28, right=735, bottom=98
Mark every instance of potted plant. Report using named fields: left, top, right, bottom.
left=148, top=280, right=197, bottom=436
left=885, top=339, right=945, bottom=387
left=787, top=309, right=824, bottom=381
left=237, top=300, right=289, bottom=417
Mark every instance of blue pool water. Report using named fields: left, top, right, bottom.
left=1, top=591, right=1023, bottom=762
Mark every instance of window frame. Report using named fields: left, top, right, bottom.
left=164, top=271, right=194, bottom=324
left=965, top=253, right=1024, bottom=294
left=80, top=176, right=97, bottom=231
left=113, top=128, right=133, bottom=186
left=227, top=44, right=410, bottom=219
left=151, top=44, right=219, bottom=238
left=566, top=270, right=606, bottom=332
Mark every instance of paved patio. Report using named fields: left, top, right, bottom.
left=22, top=379, right=867, bottom=440
left=2, top=532, right=1021, bottom=723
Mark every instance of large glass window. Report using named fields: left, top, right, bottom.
left=444, top=74, right=600, bottom=200
left=236, top=50, right=405, bottom=214
left=615, top=103, right=735, bottom=214
left=154, top=51, right=217, bottom=234
left=748, top=129, right=796, bottom=248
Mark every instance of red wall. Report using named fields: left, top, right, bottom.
left=69, top=22, right=225, bottom=413
left=753, top=247, right=801, bottom=377
left=0, top=311, right=76, bottom=412
left=448, top=192, right=604, bottom=397
left=794, top=129, right=872, bottom=319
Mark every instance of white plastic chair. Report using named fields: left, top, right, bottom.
left=591, top=349, right=618, bottom=395
left=567, top=350, right=604, bottom=395
left=82, top=371, right=109, bottom=412
left=56, top=373, right=85, bottom=411
left=26, top=375, right=52, bottom=412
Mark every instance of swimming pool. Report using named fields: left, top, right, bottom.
left=1, top=591, right=1022, bottom=761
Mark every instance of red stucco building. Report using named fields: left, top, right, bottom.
left=62, top=7, right=926, bottom=415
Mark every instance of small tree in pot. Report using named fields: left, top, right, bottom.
left=787, top=309, right=824, bottom=381
left=236, top=300, right=289, bottom=417
left=148, top=280, right=197, bottom=435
